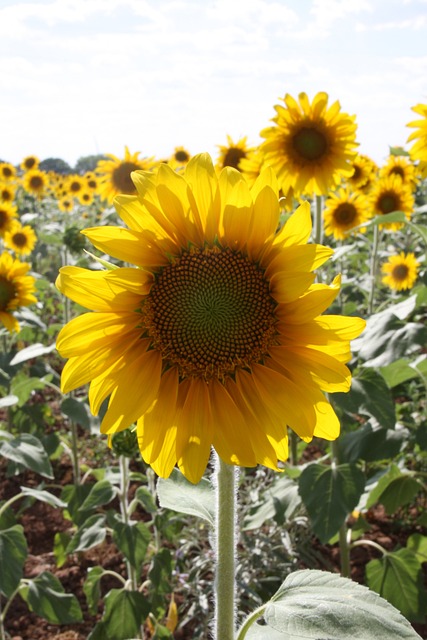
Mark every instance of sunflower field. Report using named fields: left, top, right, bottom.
left=0, top=93, right=427, bottom=640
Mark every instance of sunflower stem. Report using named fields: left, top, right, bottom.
left=368, top=224, right=380, bottom=315
left=214, top=454, right=237, bottom=640
left=314, top=195, right=323, bottom=246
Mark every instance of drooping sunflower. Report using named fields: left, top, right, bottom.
left=407, top=103, right=427, bottom=177
left=56, top=154, right=365, bottom=484
left=370, top=174, right=414, bottom=230
left=4, top=223, right=38, bottom=256
left=216, top=136, right=253, bottom=172
left=22, top=169, right=49, bottom=198
left=0, top=163, right=16, bottom=182
left=260, top=92, right=358, bottom=197
left=0, top=203, right=18, bottom=237
left=96, top=146, right=157, bottom=204
left=0, top=252, right=37, bottom=332
left=379, top=154, right=418, bottom=188
left=381, top=252, right=420, bottom=291
left=0, top=183, right=16, bottom=204
left=20, top=155, right=40, bottom=172
left=323, top=188, right=371, bottom=240
left=346, top=154, right=378, bottom=191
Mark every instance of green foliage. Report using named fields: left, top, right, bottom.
left=157, top=467, right=215, bottom=525
left=19, top=571, right=83, bottom=623
left=101, top=589, right=150, bottom=640
left=0, top=525, right=27, bottom=597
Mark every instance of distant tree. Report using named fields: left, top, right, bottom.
left=389, top=146, right=409, bottom=157
left=74, top=154, right=109, bottom=174
left=39, top=157, right=73, bottom=174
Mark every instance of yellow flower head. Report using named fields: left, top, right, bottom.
left=4, top=223, right=38, bottom=256
left=323, top=187, right=371, bottom=240
left=22, top=169, right=49, bottom=198
left=58, top=196, right=74, bottom=213
left=407, top=103, right=427, bottom=177
left=216, top=136, right=254, bottom=172
left=0, top=252, right=37, bottom=332
left=381, top=252, right=420, bottom=291
left=56, top=153, right=365, bottom=483
left=66, top=175, right=85, bottom=197
left=347, top=154, right=378, bottom=191
left=78, top=190, right=94, bottom=206
left=96, top=146, right=158, bottom=204
left=20, top=155, right=40, bottom=172
left=0, top=163, right=16, bottom=182
left=260, top=92, right=358, bottom=197
left=169, top=146, right=192, bottom=170
left=0, top=202, right=18, bottom=237
left=379, top=155, right=418, bottom=188
left=370, top=174, right=414, bottom=230
left=0, top=183, right=16, bottom=204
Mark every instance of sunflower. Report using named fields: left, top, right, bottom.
left=78, top=190, right=94, bottom=206
left=56, top=153, right=365, bottom=484
left=0, top=183, right=16, bottom=204
left=0, top=252, right=37, bottom=332
left=407, top=103, right=427, bottom=177
left=370, top=175, right=414, bottom=230
left=323, top=188, right=371, bottom=240
left=346, top=154, right=378, bottom=191
left=0, top=203, right=18, bottom=237
left=66, top=175, right=85, bottom=197
left=22, top=169, right=49, bottom=198
left=84, top=172, right=99, bottom=191
left=169, top=146, right=191, bottom=170
left=20, top=155, right=40, bottom=172
left=0, top=163, right=16, bottom=182
left=216, top=136, right=253, bottom=171
left=4, top=223, right=37, bottom=256
left=381, top=252, right=420, bottom=291
left=240, top=151, right=295, bottom=211
left=96, top=146, right=157, bottom=204
left=260, top=92, right=358, bottom=197
left=379, top=154, right=418, bottom=188
left=58, top=196, right=75, bottom=213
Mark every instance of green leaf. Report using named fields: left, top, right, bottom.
left=0, top=433, right=53, bottom=478
left=157, top=468, right=215, bottom=525
left=61, top=483, right=96, bottom=526
left=53, top=532, right=71, bottom=568
left=366, top=464, right=402, bottom=509
left=380, top=358, right=420, bottom=388
left=83, top=566, right=104, bottom=615
left=67, top=514, right=106, bottom=553
left=378, top=476, right=422, bottom=515
left=20, top=487, right=66, bottom=509
left=259, top=568, right=422, bottom=639
left=102, top=589, right=150, bottom=640
left=333, top=368, right=395, bottom=430
left=87, top=622, right=108, bottom=640
left=407, top=534, right=427, bottom=564
left=149, top=548, right=173, bottom=597
left=0, top=525, right=27, bottom=597
left=10, top=374, right=47, bottom=406
left=366, top=549, right=427, bottom=623
left=19, top=571, right=83, bottom=624
left=9, top=342, right=56, bottom=366
left=0, top=394, right=18, bottom=408
left=243, top=475, right=301, bottom=530
left=78, top=479, right=117, bottom=511
left=134, top=486, right=157, bottom=514
left=298, top=463, right=366, bottom=543
left=61, top=396, right=91, bottom=429
left=339, top=425, right=405, bottom=463
left=112, top=521, right=150, bottom=570
left=245, top=623, right=290, bottom=639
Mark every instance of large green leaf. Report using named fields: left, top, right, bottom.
left=78, top=479, right=117, bottom=511
left=157, top=468, right=215, bottom=525
left=112, top=521, right=151, bottom=570
left=20, top=487, right=66, bottom=509
left=19, top=571, right=83, bottom=624
left=380, top=356, right=427, bottom=388
left=61, top=396, right=91, bottom=429
left=366, top=464, right=402, bottom=509
left=0, top=525, right=27, bottom=597
left=298, top=463, right=365, bottom=542
left=407, top=534, right=427, bottom=564
left=102, top=589, right=150, bottom=640
left=0, top=433, right=53, bottom=478
left=339, top=425, right=405, bottom=463
left=9, top=342, right=56, bottom=366
left=10, top=374, right=48, bottom=406
left=333, top=368, right=395, bottom=430
left=254, top=569, right=422, bottom=639
left=377, top=476, right=422, bottom=514
left=67, top=514, right=106, bottom=553
left=366, top=549, right=427, bottom=622
left=83, top=566, right=104, bottom=615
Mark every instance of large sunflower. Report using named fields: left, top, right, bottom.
left=323, top=188, right=371, bottom=240
left=407, top=103, right=427, bottom=177
left=370, top=174, right=414, bottom=230
left=216, top=136, right=253, bottom=171
left=96, top=146, right=157, bottom=204
left=381, top=252, right=420, bottom=291
left=4, top=223, right=37, bottom=256
left=0, top=252, right=37, bottom=332
left=56, top=154, right=365, bottom=483
left=260, top=92, right=358, bottom=197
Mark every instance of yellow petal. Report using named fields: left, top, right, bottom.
left=273, top=201, right=312, bottom=248
left=266, top=244, right=334, bottom=279
left=219, top=168, right=253, bottom=250
left=82, top=226, right=170, bottom=267
left=276, top=276, right=341, bottom=324
left=184, top=153, right=219, bottom=242
left=269, top=271, right=315, bottom=303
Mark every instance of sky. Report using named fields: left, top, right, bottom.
left=1, top=0, right=426, bottom=169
